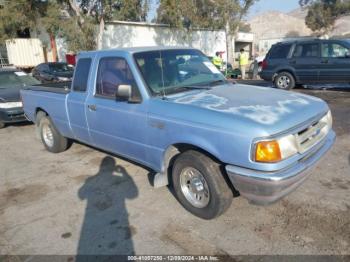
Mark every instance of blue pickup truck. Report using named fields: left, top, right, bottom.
left=21, top=47, right=335, bottom=219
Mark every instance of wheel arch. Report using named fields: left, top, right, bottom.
left=273, top=68, right=298, bottom=83
left=162, top=143, right=222, bottom=174
left=35, top=107, right=48, bottom=121
left=165, top=144, right=238, bottom=213
left=156, top=142, right=236, bottom=190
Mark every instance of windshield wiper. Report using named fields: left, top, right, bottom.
left=155, top=84, right=212, bottom=97
left=178, top=85, right=212, bottom=90
left=207, top=79, right=228, bottom=86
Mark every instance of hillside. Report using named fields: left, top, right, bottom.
left=288, top=8, right=308, bottom=19
left=249, top=8, right=350, bottom=40
left=288, top=8, right=350, bottom=37
left=248, top=10, right=312, bottom=40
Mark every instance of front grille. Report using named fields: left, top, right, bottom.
left=295, top=118, right=328, bottom=154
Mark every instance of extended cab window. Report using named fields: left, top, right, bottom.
left=96, top=57, right=137, bottom=98
left=73, top=58, right=91, bottom=92
left=321, top=43, right=350, bottom=58
left=269, top=44, right=291, bottom=59
left=293, top=43, right=319, bottom=58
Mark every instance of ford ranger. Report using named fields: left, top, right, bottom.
left=21, top=47, right=335, bottom=219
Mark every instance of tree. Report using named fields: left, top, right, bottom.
left=300, top=0, right=350, bottom=35
left=156, top=0, right=258, bottom=64
left=0, top=0, right=149, bottom=53
left=63, top=0, right=149, bottom=51
left=0, top=0, right=63, bottom=60
left=215, top=0, right=258, bottom=65
left=239, top=22, right=251, bottom=33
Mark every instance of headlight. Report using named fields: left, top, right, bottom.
left=255, top=134, right=298, bottom=163
left=320, top=110, right=332, bottom=131
left=0, top=102, right=23, bottom=109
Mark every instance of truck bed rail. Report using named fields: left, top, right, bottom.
left=24, top=82, right=71, bottom=94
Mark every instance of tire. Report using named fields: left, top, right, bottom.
left=35, top=111, right=47, bottom=139
left=0, top=121, right=5, bottom=129
left=171, top=150, right=233, bottom=219
left=274, top=72, right=295, bottom=90
left=39, top=115, right=69, bottom=153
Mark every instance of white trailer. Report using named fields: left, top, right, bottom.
left=5, top=38, right=45, bottom=68
left=101, top=21, right=228, bottom=61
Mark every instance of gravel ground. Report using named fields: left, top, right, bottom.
left=0, top=87, right=349, bottom=258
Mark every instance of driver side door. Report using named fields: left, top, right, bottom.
left=85, top=55, right=149, bottom=164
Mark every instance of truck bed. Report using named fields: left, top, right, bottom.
left=24, top=82, right=71, bottom=94
left=21, top=82, right=73, bottom=138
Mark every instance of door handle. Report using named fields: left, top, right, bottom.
left=321, top=59, right=329, bottom=64
left=289, top=60, right=296, bottom=64
left=88, top=104, right=97, bottom=111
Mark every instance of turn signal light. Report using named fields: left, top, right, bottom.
left=255, top=140, right=282, bottom=163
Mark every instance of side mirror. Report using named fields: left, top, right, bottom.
left=116, top=84, right=142, bottom=103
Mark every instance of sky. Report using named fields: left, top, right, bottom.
left=148, top=0, right=301, bottom=22
left=247, top=0, right=300, bottom=18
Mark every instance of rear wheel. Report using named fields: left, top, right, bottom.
left=39, top=115, right=69, bottom=153
left=274, top=72, right=295, bottom=90
left=0, top=121, right=5, bottom=129
left=172, top=150, right=233, bottom=219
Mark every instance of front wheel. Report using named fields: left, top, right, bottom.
left=274, top=72, right=295, bottom=90
left=39, top=115, right=69, bottom=153
left=172, top=150, right=233, bottom=219
left=0, top=121, right=5, bottom=129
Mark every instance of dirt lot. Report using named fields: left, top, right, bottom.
left=0, top=87, right=349, bottom=257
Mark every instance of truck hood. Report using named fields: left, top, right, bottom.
left=165, top=83, right=328, bottom=135
left=0, top=86, right=21, bottom=102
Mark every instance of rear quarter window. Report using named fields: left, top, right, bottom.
left=269, top=44, right=292, bottom=59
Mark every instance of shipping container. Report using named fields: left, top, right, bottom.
left=5, top=38, right=45, bottom=68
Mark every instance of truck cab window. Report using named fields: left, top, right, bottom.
left=73, top=58, right=91, bottom=92
left=96, top=57, right=137, bottom=98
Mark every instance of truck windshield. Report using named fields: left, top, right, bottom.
left=134, top=49, right=226, bottom=96
left=0, top=71, right=40, bottom=89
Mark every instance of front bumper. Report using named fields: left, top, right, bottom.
left=0, top=107, right=27, bottom=123
left=226, top=130, right=336, bottom=205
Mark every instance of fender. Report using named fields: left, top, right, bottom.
left=154, top=138, right=222, bottom=188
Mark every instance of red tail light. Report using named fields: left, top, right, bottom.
left=262, top=59, right=268, bottom=70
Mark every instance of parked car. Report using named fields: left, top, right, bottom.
left=0, top=67, right=40, bottom=128
left=260, top=39, right=350, bottom=89
left=21, top=47, right=335, bottom=219
left=32, top=62, right=74, bottom=83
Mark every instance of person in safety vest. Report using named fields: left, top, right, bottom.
left=212, top=52, right=223, bottom=70
left=239, top=48, right=249, bottom=79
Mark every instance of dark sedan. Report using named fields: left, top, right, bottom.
left=32, top=62, right=74, bottom=83
left=0, top=68, right=40, bottom=128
